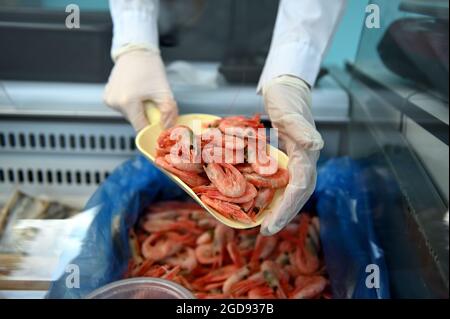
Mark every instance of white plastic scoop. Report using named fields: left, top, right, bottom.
left=135, top=103, right=288, bottom=229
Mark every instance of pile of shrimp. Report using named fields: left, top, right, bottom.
left=125, top=201, right=331, bottom=299
left=155, top=115, right=289, bottom=224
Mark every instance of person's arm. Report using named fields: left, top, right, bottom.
left=258, top=0, right=347, bottom=91
left=105, top=0, right=178, bottom=131
left=109, top=0, right=160, bottom=59
left=260, top=0, right=346, bottom=235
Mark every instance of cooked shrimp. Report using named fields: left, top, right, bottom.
left=248, top=286, right=276, bottom=299
left=201, top=195, right=254, bottom=224
left=213, top=223, right=235, bottom=267
left=202, top=129, right=246, bottom=151
left=290, top=276, right=328, bottom=299
left=291, top=239, right=320, bottom=275
left=141, top=218, right=202, bottom=235
left=204, top=163, right=246, bottom=198
left=157, top=125, right=192, bottom=155
left=195, top=224, right=233, bottom=266
left=193, top=183, right=257, bottom=204
left=164, top=153, right=203, bottom=174
left=235, top=163, right=254, bottom=174
left=250, top=151, right=279, bottom=177
left=244, top=168, right=289, bottom=189
left=250, top=235, right=278, bottom=267
left=141, top=233, right=183, bottom=261
left=196, top=231, right=213, bottom=245
left=226, top=241, right=245, bottom=267
left=195, top=244, right=220, bottom=265
left=253, top=188, right=276, bottom=216
left=164, top=247, right=197, bottom=272
left=202, top=146, right=245, bottom=165
left=291, top=215, right=320, bottom=275
left=192, top=265, right=238, bottom=288
left=130, top=199, right=329, bottom=299
left=218, top=115, right=264, bottom=137
left=261, top=260, right=288, bottom=299
left=154, top=115, right=286, bottom=225
left=222, top=266, right=250, bottom=295
left=155, top=156, right=209, bottom=188
left=215, top=115, right=264, bottom=146
left=229, top=272, right=266, bottom=297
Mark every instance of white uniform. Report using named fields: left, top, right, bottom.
left=109, top=0, right=346, bottom=90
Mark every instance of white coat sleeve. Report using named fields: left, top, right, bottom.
left=258, top=0, right=347, bottom=92
left=109, top=0, right=160, bottom=59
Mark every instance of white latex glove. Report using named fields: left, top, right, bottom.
left=104, top=48, right=178, bottom=131
left=261, top=75, right=324, bottom=236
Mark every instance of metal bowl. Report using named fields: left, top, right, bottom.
left=85, top=278, right=195, bottom=299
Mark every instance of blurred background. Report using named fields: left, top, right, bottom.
left=0, top=0, right=368, bottom=84
left=0, top=0, right=367, bottom=67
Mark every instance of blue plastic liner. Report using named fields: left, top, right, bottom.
left=314, top=157, right=390, bottom=299
left=47, top=156, right=185, bottom=299
left=47, top=156, right=390, bottom=299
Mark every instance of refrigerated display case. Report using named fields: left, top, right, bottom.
left=0, top=0, right=448, bottom=298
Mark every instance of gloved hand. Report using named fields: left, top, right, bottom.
left=104, top=48, right=178, bottom=131
left=260, top=75, right=324, bottom=236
